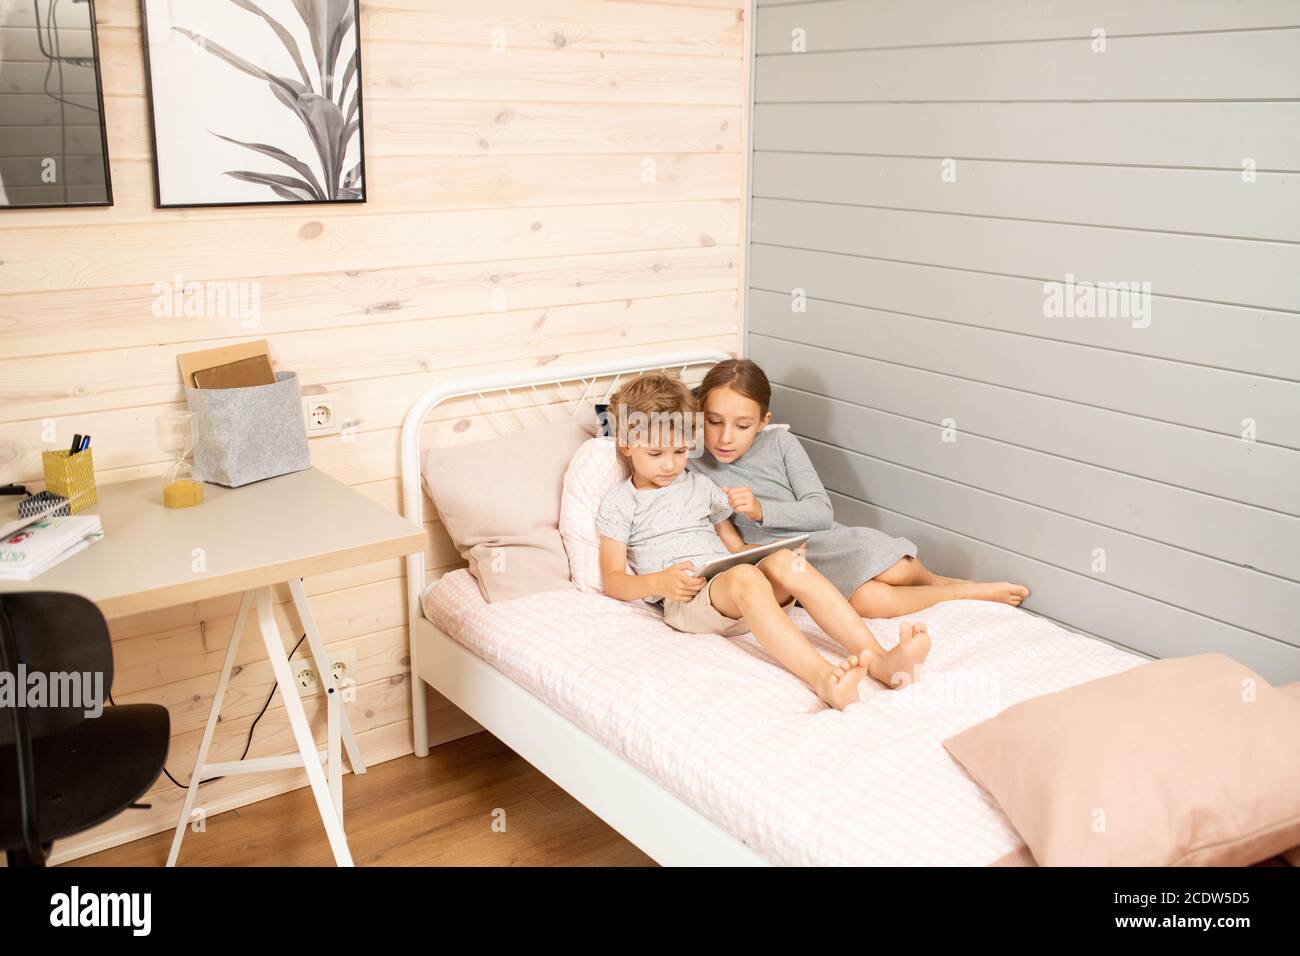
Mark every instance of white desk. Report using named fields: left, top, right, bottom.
left=0, top=468, right=427, bottom=866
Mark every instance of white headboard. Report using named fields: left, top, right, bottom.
left=399, top=348, right=731, bottom=625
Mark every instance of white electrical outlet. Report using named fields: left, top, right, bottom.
left=292, top=647, right=358, bottom=697
left=295, top=662, right=318, bottom=693
left=300, top=388, right=341, bottom=437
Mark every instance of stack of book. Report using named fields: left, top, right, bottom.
left=0, top=512, right=103, bottom=581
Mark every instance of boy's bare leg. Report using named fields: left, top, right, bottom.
left=757, top=550, right=930, bottom=689
left=709, top=564, right=867, bottom=709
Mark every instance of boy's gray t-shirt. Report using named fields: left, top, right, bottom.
left=595, top=471, right=733, bottom=576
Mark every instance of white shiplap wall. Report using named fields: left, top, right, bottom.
left=748, top=0, right=1300, bottom=682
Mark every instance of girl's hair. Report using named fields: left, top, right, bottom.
left=605, top=372, right=698, bottom=476
left=694, top=358, right=772, bottom=417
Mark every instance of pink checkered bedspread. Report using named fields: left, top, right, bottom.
left=422, top=569, right=1143, bottom=866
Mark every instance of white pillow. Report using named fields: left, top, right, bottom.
left=559, top=437, right=625, bottom=592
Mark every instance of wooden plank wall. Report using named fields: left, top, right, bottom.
left=748, top=0, right=1300, bottom=682
left=0, top=0, right=749, bottom=862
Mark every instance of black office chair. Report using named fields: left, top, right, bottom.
left=0, top=592, right=170, bottom=866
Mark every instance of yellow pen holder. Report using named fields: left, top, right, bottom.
left=42, top=448, right=98, bottom=514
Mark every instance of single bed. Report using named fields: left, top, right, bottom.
left=400, top=350, right=1146, bottom=866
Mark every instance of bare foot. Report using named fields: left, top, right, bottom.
left=961, top=581, right=1029, bottom=606
left=868, top=621, right=932, bottom=689
left=816, top=656, right=869, bottom=710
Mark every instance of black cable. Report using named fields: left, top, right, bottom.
left=108, top=632, right=308, bottom=790
left=239, top=633, right=308, bottom=763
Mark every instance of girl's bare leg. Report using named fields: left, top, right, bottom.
left=709, top=564, right=867, bottom=709
left=755, top=550, right=931, bottom=688
left=854, top=558, right=1030, bottom=618
left=851, top=581, right=1029, bottom=617
left=875, top=556, right=963, bottom=586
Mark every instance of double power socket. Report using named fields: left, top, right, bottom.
left=292, top=647, right=358, bottom=697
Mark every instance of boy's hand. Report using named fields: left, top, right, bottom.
left=723, top=486, right=763, bottom=523
left=653, top=562, right=706, bottom=602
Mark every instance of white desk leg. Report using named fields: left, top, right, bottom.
left=254, top=586, right=354, bottom=867
left=327, top=690, right=342, bottom=816
left=293, top=581, right=344, bottom=819
left=288, top=579, right=367, bottom=778
left=166, top=590, right=252, bottom=868
left=288, top=579, right=361, bottom=821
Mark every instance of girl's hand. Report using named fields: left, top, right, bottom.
left=653, top=562, right=707, bottom=602
left=724, top=486, right=764, bottom=523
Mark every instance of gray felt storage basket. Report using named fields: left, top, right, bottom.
left=185, top=371, right=311, bottom=488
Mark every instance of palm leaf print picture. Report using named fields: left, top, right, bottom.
left=141, top=0, right=365, bottom=207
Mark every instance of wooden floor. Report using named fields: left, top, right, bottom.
left=68, top=732, right=655, bottom=867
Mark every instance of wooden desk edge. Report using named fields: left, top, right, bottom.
left=93, top=529, right=429, bottom=620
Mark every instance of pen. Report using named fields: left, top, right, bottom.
left=79, top=435, right=91, bottom=452
left=68, top=434, right=83, bottom=455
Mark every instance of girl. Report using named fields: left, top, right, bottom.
left=597, top=372, right=931, bottom=709
left=691, top=359, right=1030, bottom=619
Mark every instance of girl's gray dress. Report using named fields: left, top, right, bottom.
left=690, top=427, right=917, bottom=598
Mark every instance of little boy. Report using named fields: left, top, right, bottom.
left=595, top=373, right=930, bottom=710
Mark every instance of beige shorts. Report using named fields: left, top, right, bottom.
left=662, top=568, right=794, bottom=638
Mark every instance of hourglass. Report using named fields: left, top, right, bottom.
left=156, top=411, right=204, bottom=508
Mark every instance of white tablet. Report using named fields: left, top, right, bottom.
left=691, top=534, right=811, bottom=580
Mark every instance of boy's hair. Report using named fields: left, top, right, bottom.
left=694, top=358, right=772, bottom=417
left=606, top=372, right=699, bottom=476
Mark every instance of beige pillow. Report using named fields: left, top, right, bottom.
left=944, top=654, right=1300, bottom=867
left=422, top=414, right=596, bottom=603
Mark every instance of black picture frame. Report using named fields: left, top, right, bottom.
left=0, top=0, right=114, bottom=211
left=138, top=0, right=367, bottom=210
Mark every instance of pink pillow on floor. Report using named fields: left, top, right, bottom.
left=1282, top=682, right=1300, bottom=866
left=944, top=655, right=1300, bottom=867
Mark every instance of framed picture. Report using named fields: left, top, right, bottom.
left=139, top=0, right=365, bottom=208
left=0, top=0, right=113, bottom=209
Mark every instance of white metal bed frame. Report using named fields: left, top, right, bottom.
left=400, top=349, right=770, bottom=866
